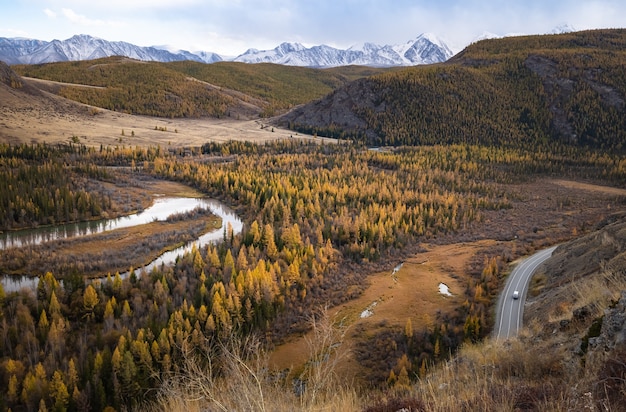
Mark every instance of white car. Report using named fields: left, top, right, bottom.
left=512, top=290, right=520, bottom=299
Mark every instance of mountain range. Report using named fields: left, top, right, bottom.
left=0, top=34, right=223, bottom=66
left=0, top=33, right=453, bottom=67
left=232, top=33, right=453, bottom=66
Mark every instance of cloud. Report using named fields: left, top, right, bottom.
left=44, top=9, right=57, bottom=19
left=59, top=8, right=123, bottom=29
left=61, top=8, right=104, bottom=26
left=0, top=28, right=30, bottom=38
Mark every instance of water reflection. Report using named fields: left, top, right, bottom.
left=1, top=198, right=243, bottom=292
left=0, top=197, right=226, bottom=250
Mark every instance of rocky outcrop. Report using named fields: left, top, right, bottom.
left=0, top=60, right=22, bottom=89
left=587, top=291, right=626, bottom=354
left=585, top=291, right=626, bottom=406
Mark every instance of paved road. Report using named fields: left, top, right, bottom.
left=494, top=245, right=558, bottom=340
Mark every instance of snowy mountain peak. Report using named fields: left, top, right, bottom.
left=69, top=33, right=101, bottom=41
left=390, top=33, right=454, bottom=65
left=550, top=24, right=576, bottom=34
left=416, top=32, right=446, bottom=48
left=275, top=42, right=307, bottom=55
left=348, top=42, right=382, bottom=52
left=279, top=42, right=306, bottom=51
left=473, top=31, right=502, bottom=42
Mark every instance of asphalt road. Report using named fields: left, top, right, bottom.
left=494, top=245, right=558, bottom=340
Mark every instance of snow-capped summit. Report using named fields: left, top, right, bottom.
left=348, top=42, right=382, bottom=53
left=234, top=42, right=313, bottom=64
left=394, top=33, right=454, bottom=65
left=473, top=31, right=502, bottom=42
left=550, top=24, right=576, bottom=34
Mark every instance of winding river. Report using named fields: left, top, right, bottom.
left=0, top=197, right=243, bottom=292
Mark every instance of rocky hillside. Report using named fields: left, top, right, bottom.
left=278, top=29, right=626, bottom=153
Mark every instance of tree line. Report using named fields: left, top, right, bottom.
left=0, top=144, right=111, bottom=230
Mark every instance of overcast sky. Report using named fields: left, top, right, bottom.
left=1, top=1, right=624, bottom=56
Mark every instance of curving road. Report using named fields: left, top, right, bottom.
left=494, top=245, right=558, bottom=340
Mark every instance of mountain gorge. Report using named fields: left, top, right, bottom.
left=0, top=33, right=452, bottom=67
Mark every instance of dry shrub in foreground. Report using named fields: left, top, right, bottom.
left=151, top=307, right=359, bottom=412
left=156, top=337, right=287, bottom=411
left=595, top=347, right=626, bottom=410
left=403, top=340, right=575, bottom=412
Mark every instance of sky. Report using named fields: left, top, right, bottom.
left=1, top=0, right=625, bottom=56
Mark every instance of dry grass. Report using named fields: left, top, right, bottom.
left=571, top=269, right=626, bottom=316
left=151, top=308, right=361, bottom=412
left=528, top=253, right=626, bottom=335
left=358, top=338, right=590, bottom=412
left=152, top=332, right=619, bottom=412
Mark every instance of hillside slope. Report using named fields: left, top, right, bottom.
left=0, top=61, right=311, bottom=147
left=11, top=58, right=390, bottom=119
left=278, top=29, right=626, bottom=152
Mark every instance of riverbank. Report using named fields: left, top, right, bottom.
left=0, top=211, right=221, bottom=278
left=0, top=178, right=244, bottom=292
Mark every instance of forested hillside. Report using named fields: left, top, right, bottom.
left=279, top=29, right=626, bottom=152
left=12, top=58, right=388, bottom=119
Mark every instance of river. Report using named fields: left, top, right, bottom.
left=0, top=197, right=243, bottom=292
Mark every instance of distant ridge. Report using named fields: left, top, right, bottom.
left=0, top=26, right=578, bottom=68
left=0, top=34, right=223, bottom=65
left=0, top=33, right=453, bottom=68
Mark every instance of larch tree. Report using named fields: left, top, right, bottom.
left=83, top=285, right=99, bottom=321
